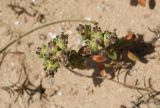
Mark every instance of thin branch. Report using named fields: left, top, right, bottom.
left=0, top=19, right=98, bottom=54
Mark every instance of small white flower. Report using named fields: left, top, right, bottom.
left=81, top=40, right=86, bottom=46
left=76, top=37, right=86, bottom=46
left=48, top=32, right=57, bottom=39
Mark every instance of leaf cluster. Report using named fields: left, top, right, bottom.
left=36, top=24, right=155, bottom=77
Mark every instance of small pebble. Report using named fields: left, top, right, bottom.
left=119, top=89, right=123, bottom=92
left=10, top=62, right=15, bottom=67
left=14, top=21, right=20, bottom=25
left=31, top=0, right=36, bottom=3
left=84, top=17, right=91, bottom=21
left=57, top=91, right=62, bottom=96
left=76, top=37, right=81, bottom=46
left=66, top=30, right=73, bottom=35
left=97, top=6, right=100, bottom=10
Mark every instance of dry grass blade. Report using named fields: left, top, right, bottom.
left=131, top=91, right=160, bottom=108
left=123, top=70, right=131, bottom=85
left=0, top=19, right=97, bottom=54
left=1, top=86, right=15, bottom=97
left=148, top=77, right=154, bottom=90
left=0, top=52, right=7, bottom=71
left=148, top=27, right=160, bottom=44
left=125, top=77, right=160, bottom=108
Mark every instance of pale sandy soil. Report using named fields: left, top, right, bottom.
left=0, top=0, right=160, bottom=108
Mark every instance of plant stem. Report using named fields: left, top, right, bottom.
left=0, top=19, right=98, bottom=54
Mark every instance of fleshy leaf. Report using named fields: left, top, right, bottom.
left=104, top=33, right=110, bottom=47
left=88, top=40, right=98, bottom=52
left=127, top=51, right=140, bottom=62
left=39, top=45, right=47, bottom=58
left=92, top=55, right=106, bottom=63
left=51, top=47, right=59, bottom=54
left=98, top=63, right=108, bottom=77
left=43, top=60, right=60, bottom=71
left=107, top=50, right=117, bottom=60
left=91, top=32, right=103, bottom=40
left=56, top=39, right=65, bottom=50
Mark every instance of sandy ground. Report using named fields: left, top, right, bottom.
left=0, top=0, right=160, bottom=108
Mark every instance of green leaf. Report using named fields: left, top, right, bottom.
left=88, top=40, right=98, bottom=52
left=39, top=45, right=47, bottom=58
left=51, top=47, right=58, bottom=54
left=103, top=33, right=110, bottom=47
left=52, top=62, right=60, bottom=70
left=91, top=32, right=103, bottom=40
left=56, top=39, right=65, bottom=50
left=43, top=60, right=60, bottom=71
left=107, top=50, right=117, bottom=60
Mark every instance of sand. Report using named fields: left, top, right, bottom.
left=0, top=0, right=160, bottom=108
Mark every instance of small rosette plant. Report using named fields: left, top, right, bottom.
left=36, top=24, right=154, bottom=77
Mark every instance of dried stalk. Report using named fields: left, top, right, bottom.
left=0, top=19, right=97, bottom=54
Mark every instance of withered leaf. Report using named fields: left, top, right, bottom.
left=138, top=0, right=146, bottom=7
left=92, top=55, right=106, bottom=63
left=127, top=51, right=140, bottom=62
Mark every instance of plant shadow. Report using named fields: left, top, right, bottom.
left=88, top=34, right=156, bottom=87
left=64, top=33, right=157, bottom=87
